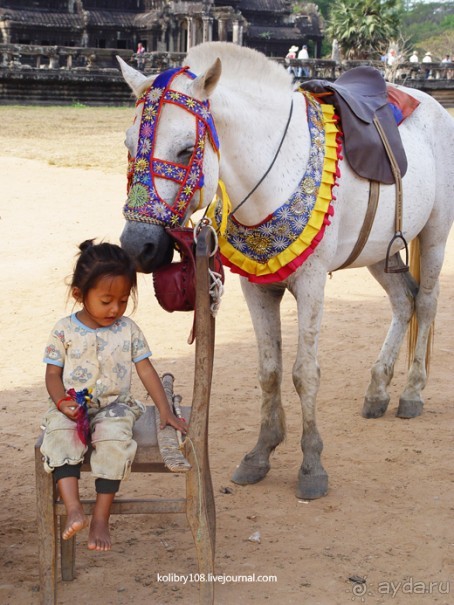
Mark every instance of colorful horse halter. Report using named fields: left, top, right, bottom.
left=124, top=66, right=220, bottom=227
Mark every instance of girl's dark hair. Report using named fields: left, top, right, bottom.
left=71, top=239, right=138, bottom=307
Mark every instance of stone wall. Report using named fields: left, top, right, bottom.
left=1, top=44, right=453, bottom=107
left=0, top=67, right=133, bottom=106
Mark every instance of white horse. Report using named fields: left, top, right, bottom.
left=117, top=42, right=454, bottom=499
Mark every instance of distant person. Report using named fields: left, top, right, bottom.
left=387, top=49, right=397, bottom=66
left=285, top=45, right=298, bottom=77
left=422, top=51, right=432, bottom=79
left=136, top=42, right=145, bottom=70
left=331, top=39, right=340, bottom=64
left=408, top=51, right=419, bottom=78
left=440, top=54, right=452, bottom=80
left=297, top=45, right=310, bottom=77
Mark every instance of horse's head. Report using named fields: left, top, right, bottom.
left=117, top=56, right=222, bottom=272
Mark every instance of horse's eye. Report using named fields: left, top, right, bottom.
left=124, top=129, right=136, bottom=154
left=177, top=146, right=194, bottom=165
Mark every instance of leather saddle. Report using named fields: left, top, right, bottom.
left=301, top=66, right=407, bottom=184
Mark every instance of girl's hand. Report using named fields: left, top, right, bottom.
left=135, top=359, right=188, bottom=434
left=159, top=409, right=188, bottom=434
left=57, top=397, right=79, bottom=421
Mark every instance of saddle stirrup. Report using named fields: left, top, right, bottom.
left=373, top=115, right=409, bottom=273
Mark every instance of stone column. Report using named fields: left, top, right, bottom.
left=232, top=20, right=240, bottom=45
left=159, top=25, right=168, bottom=52
left=168, top=28, right=175, bottom=52
left=238, top=23, right=243, bottom=46
left=202, top=16, right=213, bottom=43
left=187, top=17, right=194, bottom=50
left=0, top=22, right=11, bottom=44
left=218, top=18, right=227, bottom=42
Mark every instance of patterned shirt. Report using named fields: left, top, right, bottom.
left=43, top=313, right=151, bottom=406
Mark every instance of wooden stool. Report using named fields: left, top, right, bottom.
left=35, top=227, right=217, bottom=605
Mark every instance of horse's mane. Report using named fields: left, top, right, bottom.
left=185, top=42, right=292, bottom=91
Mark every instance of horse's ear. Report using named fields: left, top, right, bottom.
left=116, top=55, right=148, bottom=97
left=190, top=57, right=222, bottom=99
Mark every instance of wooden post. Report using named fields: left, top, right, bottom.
left=184, top=226, right=216, bottom=604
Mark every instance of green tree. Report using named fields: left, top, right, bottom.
left=326, top=0, right=404, bottom=59
left=402, top=2, right=454, bottom=58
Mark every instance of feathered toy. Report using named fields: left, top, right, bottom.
left=67, top=387, right=92, bottom=445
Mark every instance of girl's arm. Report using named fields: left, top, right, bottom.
left=135, top=358, right=187, bottom=433
left=45, top=364, right=79, bottom=421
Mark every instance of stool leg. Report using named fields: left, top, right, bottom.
left=60, top=516, right=76, bottom=581
left=35, top=448, right=57, bottom=605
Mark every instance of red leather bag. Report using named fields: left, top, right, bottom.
left=153, top=227, right=224, bottom=313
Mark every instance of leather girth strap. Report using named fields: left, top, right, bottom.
left=336, top=180, right=380, bottom=271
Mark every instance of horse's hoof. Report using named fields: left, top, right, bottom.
left=396, top=398, right=423, bottom=418
left=296, top=469, right=328, bottom=500
left=231, top=459, right=270, bottom=485
left=362, top=396, right=390, bottom=418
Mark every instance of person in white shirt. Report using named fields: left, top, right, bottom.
left=422, top=52, right=432, bottom=78
left=297, top=45, right=310, bottom=77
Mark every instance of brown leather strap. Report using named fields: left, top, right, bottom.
left=373, top=115, right=409, bottom=272
left=336, top=180, right=380, bottom=270
left=373, top=115, right=403, bottom=232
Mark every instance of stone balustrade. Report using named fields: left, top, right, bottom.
left=0, top=44, right=186, bottom=73
left=1, top=44, right=453, bottom=106
left=1, top=44, right=453, bottom=84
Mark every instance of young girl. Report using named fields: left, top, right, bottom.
left=40, top=239, right=187, bottom=551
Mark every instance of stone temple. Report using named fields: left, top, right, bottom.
left=0, top=0, right=324, bottom=58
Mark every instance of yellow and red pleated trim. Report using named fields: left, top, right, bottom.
left=207, top=93, right=340, bottom=283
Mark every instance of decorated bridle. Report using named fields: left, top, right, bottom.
left=124, top=66, right=220, bottom=227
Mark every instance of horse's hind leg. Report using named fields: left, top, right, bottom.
left=397, top=229, right=447, bottom=418
left=362, top=255, right=418, bottom=418
left=231, top=280, right=286, bottom=485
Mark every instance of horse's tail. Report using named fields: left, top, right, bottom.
left=407, top=236, right=433, bottom=373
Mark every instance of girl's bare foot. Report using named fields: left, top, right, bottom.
left=87, top=492, right=115, bottom=551
left=57, top=477, right=88, bottom=540
left=88, top=517, right=112, bottom=551
left=62, top=507, right=88, bottom=540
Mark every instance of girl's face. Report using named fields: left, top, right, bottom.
left=73, top=275, right=132, bottom=329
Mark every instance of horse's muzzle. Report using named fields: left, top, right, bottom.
left=120, top=221, right=174, bottom=273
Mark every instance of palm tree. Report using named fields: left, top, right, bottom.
left=326, top=0, right=403, bottom=60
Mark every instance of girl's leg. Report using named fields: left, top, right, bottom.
left=55, top=465, right=88, bottom=540
left=88, top=401, right=139, bottom=550
left=88, top=479, right=120, bottom=551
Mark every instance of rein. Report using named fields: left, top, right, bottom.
left=230, top=98, right=294, bottom=215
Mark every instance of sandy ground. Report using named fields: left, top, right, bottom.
left=0, top=106, right=453, bottom=605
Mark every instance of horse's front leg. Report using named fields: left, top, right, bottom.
left=231, top=279, right=286, bottom=486
left=289, top=268, right=328, bottom=499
